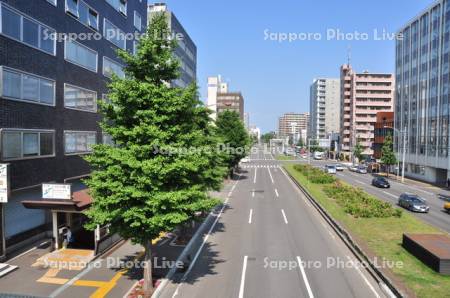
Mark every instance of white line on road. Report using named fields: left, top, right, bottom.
left=238, top=256, right=248, bottom=298
left=346, top=256, right=380, bottom=298
left=249, top=209, right=253, bottom=224
left=268, top=167, right=274, bottom=184
left=296, top=256, right=314, bottom=298
left=254, top=168, right=257, bottom=184
left=252, top=190, right=255, bottom=198
left=275, top=188, right=279, bottom=197
left=354, top=179, right=365, bottom=185
left=382, top=191, right=397, bottom=199
left=281, top=209, right=288, bottom=224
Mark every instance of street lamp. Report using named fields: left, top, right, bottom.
left=385, top=125, right=407, bottom=183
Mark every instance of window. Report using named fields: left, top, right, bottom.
left=46, top=0, right=57, bottom=6
left=65, top=39, right=98, bottom=72
left=1, top=67, right=55, bottom=105
left=105, top=0, right=127, bottom=16
left=103, top=19, right=126, bottom=49
left=102, top=133, right=115, bottom=146
left=103, top=57, right=125, bottom=78
left=64, top=84, right=97, bottom=112
left=134, top=11, right=142, bottom=31
left=64, top=131, right=96, bottom=154
left=1, top=130, right=55, bottom=160
left=133, top=40, right=138, bottom=55
left=65, top=0, right=98, bottom=30
left=0, top=3, right=56, bottom=55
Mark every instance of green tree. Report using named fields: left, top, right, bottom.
left=84, top=13, right=225, bottom=295
left=216, top=111, right=251, bottom=176
left=353, top=140, right=364, bottom=163
left=381, top=134, right=397, bottom=177
left=261, top=131, right=276, bottom=144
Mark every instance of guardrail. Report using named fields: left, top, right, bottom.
left=283, top=168, right=405, bottom=298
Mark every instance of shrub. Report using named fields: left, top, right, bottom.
left=323, top=182, right=402, bottom=218
left=293, top=164, right=336, bottom=184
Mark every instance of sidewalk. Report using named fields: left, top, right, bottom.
left=0, top=177, right=237, bottom=298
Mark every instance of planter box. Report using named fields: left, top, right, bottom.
left=403, top=234, right=450, bottom=275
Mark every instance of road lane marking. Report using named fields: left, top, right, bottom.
left=416, top=188, right=434, bottom=196
left=252, top=190, right=255, bottom=198
left=281, top=209, right=288, bottom=224
left=275, top=188, right=279, bottom=197
left=249, top=209, right=253, bottom=224
left=228, top=191, right=232, bottom=197
left=239, top=256, right=248, bottom=298
left=346, top=256, right=380, bottom=298
left=254, top=168, right=257, bottom=184
left=382, top=191, right=397, bottom=199
left=268, top=167, right=274, bottom=183
left=354, top=179, right=365, bottom=185
left=296, top=256, right=314, bottom=298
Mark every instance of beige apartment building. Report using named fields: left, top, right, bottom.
left=207, top=75, right=244, bottom=121
left=340, top=64, right=394, bottom=157
left=278, top=112, right=310, bottom=143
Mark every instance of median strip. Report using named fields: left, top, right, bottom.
left=284, top=163, right=450, bottom=298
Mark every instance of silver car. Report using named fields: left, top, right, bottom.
left=398, top=193, right=430, bottom=213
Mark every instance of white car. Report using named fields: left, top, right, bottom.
left=335, top=164, right=345, bottom=171
left=240, top=157, right=250, bottom=163
left=324, top=165, right=337, bottom=174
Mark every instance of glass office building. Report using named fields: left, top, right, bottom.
left=396, top=0, right=450, bottom=183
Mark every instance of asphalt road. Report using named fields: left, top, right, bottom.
left=293, top=156, right=450, bottom=234
left=158, top=146, right=386, bottom=298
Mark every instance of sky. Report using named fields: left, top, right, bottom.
left=150, top=0, right=435, bottom=133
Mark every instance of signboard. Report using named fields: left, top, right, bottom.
left=0, top=164, right=8, bottom=203
left=42, top=184, right=72, bottom=200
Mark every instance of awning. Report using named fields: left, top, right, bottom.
left=22, top=189, right=92, bottom=212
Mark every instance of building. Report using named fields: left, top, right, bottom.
left=278, top=113, right=309, bottom=143
left=149, top=3, right=197, bottom=88
left=207, top=75, right=244, bottom=120
left=309, top=78, right=340, bottom=140
left=249, top=125, right=261, bottom=141
left=373, top=112, right=394, bottom=160
left=244, top=113, right=250, bottom=130
left=0, top=0, right=147, bottom=258
left=395, top=1, right=450, bottom=183
left=340, top=64, right=395, bottom=158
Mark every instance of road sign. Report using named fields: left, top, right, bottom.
left=42, top=184, right=72, bottom=200
left=0, top=164, right=8, bottom=203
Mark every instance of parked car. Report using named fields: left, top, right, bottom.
left=398, top=193, right=430, bottom=213
left=348, top=164, right=358, bottom=172
left=314, top=152, right=324, bottom=160
left=335, top=164, right=345, bottom=171
left=324, top=165, right=337, bottom=174
left=356, top=165, right=368, bottom=174
left=240, top=157, right=250, bottom=163
left=444, top=202, right=450, bottom=214
left=372, top=177, right=390, bottom=188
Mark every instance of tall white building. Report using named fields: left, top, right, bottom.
left=207, top=75, right=227, bottom=120
left=309, top=78, right=340, bottom=140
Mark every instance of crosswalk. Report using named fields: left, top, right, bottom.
left=241, top=165, right=281, bottom=169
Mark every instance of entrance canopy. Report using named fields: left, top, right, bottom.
left=22, top=189, right=92, bottom=212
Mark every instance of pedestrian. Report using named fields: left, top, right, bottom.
left=447, top=178, right=450, bottom=189
left=65, top=226, right=74, bottom=248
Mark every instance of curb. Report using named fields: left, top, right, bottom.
left=282, top=167, right=406, bottom=298
left=149, top=206, right=217, bottom=298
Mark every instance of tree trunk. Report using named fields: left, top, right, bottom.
left=143, top=241, right=154, bottom=297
